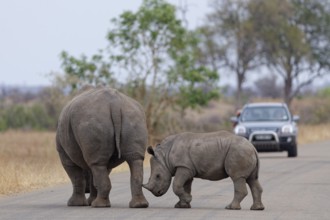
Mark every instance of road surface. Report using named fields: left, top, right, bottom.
left=1, top=141, right=329, bottom=220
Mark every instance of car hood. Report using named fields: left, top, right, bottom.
left=238, top=121, right=290, bottom=129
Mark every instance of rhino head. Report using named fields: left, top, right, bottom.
left=143, top=146, right=172, bottom=197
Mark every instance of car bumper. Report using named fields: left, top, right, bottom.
left=240, top=133, right=297, bottom=152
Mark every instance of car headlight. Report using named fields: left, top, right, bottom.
left=282, top=124, right=294, bottom=134
left=234, top=125, right=246, bottom=135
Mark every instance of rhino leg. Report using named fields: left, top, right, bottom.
left=64, top=165, right=88, bottom=206
left=173, top=167, right=193, bottom=208
left=247, top=178, right=264, bottom=210
left=90, top=165, right=111, bottom=207
left=57, top=144, right=88, bottom=206
left=184, top=178, right=193, bottom=195
left=87, top=171, right=97, bottom=206
left=128, top=160, right=149, bottom=208
left=83, top=170, right=91, bottom=193
left=226, top=177, right=248, bottom=210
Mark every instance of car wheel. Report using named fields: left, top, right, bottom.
left=288, top=144, right=298, bottom=157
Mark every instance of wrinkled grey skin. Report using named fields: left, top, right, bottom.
left=143, top=131, right=264, bottom=210
left=56, top=85, right=148, bottom=208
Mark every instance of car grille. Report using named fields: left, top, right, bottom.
left=251, top=134, right=277, bottom=142
left=251, top=141, right=280, bottom=151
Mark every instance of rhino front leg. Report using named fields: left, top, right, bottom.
left=128, top=159, right=149, bottom=208
left=226, top=177, right=248, bottom=210
left=184, top=178, right=193, bottom=195
left=173, top=167, right=194, bottom=208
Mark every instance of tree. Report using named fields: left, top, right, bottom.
left=60, top=51, right=115, bottom=90
left=249, top=0, right=330, bottom=107
left=199, top=0, right=260, bottom=108
left=59, top=0, right=219, bottom=141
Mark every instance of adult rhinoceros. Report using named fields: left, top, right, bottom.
left=56, top=85, right=148, bottom=208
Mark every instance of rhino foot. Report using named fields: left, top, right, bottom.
left=250, top=203, right=265, bottom=210
left=91, top=197, right=111, bottom=208
left=129, top=196, right=149, bottom=208
left=87, top=196, right=96, bottom=206
left=225, top=203, right=241, bottom=210
left=67, top=195, right=88, bottom=206
left=175, top=201, right=191, bottom=208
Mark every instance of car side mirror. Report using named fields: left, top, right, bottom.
left=292, top=115, right=300, bottom=122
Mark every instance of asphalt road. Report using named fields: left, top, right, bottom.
left=1, top=141, right=329, bottom=220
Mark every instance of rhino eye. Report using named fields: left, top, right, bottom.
left=156, top=174, right=161, bottom=179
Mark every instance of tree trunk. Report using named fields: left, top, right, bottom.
left=236, top=72, right=245, bottom=109
left=145, top=101, right=154, bottom=144
left=284, top=75, right=293, bottom=109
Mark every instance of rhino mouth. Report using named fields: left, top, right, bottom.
left=143, top=183, right=165, bottom=197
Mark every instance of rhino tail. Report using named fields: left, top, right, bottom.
left=256, top=150, right=260, bottom=179
left=110, top=93, right=122, bottom=159
left=251, top=149, right=260, bottom=180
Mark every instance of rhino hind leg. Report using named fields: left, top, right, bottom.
left=128, top=160, right=149, bottom=208
left=226, top=177, right=248, bottom=210
left=87, top=171, right=97, bottom=206
left=90, top=165, right=111, bottom=207
left=57, top=144, right=88, bottom=206
left=83, top=170, right=91, bottom=193
left=247, top=178, right=265, bottom=210
left=65, top=165, right=88, bottom=206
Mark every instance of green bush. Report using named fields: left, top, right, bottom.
left=318, top=87, right=330, bottom=98
left=0, top=103, right=56, bottom=131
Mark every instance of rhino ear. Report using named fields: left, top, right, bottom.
left=147, top=146, right=155, bottom=156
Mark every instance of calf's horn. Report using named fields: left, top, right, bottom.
left=142, top=183, right=151, bottom=191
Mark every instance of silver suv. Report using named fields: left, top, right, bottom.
left=231, top=103, right=299, bottom=157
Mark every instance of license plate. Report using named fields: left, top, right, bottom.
left=255, top=134, right=273, bottom=140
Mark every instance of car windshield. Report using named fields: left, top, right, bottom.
left=241, top=106, right=289, bottom=122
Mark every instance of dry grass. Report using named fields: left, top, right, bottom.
left=0, top=131, right=64, bottom=195
left=298, top=124, right=330, bottom=144
left=1, top=124, right=329, bottom=196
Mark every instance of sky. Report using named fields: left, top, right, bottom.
left=0, top=0, right=211, bottom=86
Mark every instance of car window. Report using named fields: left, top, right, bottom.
left=241, top=106, right=289, bottom=122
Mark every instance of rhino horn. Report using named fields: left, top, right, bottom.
left=142, top=183, right=151, bottom=191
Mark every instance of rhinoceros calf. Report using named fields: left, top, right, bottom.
left=143, top=131, right=265, bottom=210
left=56, top=85, right=148, bottom=208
